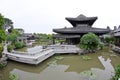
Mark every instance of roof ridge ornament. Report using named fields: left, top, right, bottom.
left=77, top=14, right=86, bottom=19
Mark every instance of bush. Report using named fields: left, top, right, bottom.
left=7, top=44, right=13, bottom=52
left=0, top=44, right=3, bottom=58
left=15, top=42, right=24, bottom=49
left=104, top=36, right=115, bottom=45
left=6, top=34, right=17, bottom=44
left=80, top=32, right=100, bottom=52
left=111, top=64, right=120, bottom=80
left=99, top=42, right=104, bottom=50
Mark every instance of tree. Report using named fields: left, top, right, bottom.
left=11, top=29, right=19, bottom=36
left=0, top=13, right=6, bottom=58
left=80, top=32, right=100, bottom=52
left=6, top=34, right=17, bottom=44
left=0, top=14, right=6, bottom=43
left=4, top=18, right=13, bottom=33
left=4, top=18, right=13, bottom=28
left=14, top=28, right=24, bottom=36
left=0, top=14, right=5, bottom=29
left=0, top=30, right=6, bottom=43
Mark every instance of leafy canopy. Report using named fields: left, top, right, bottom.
left=0, top=30, right=6, bottom=43
left=6, top=34, right=17, bottom=44
left=14, top=42, right=24, bottom=49
left=104, top=36, right=115, bottom=44
left=0, top=14, right=6, bottom=43
left=0, top=14, right=5, bottom=29
left=80, top=32, right=100, bottom=50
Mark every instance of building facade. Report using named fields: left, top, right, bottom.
left=53, top=14, right=110, bottom=44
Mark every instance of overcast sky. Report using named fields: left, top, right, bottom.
left=0, top=0, right=120, bottom=33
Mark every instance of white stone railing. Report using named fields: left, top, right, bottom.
left=47, top=44, right=80, bottom=53
left=11, top=48, right=52, bottom=56
left=4, top=44, right=82, bottom=64
left=47, top=44, right=77, bottom=49
left=7, top=49, right=54, bottom=64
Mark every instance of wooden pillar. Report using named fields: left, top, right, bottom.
left=52, top=34, right=55, bottom=44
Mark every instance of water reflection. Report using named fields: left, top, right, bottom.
left=8, top=56, right=115, bottom=80
left=11, top=65, right=80, bottom=80
left=88, top=56, right=114, bottom=80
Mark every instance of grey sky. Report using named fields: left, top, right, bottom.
left=0, top=0, right=120, bottom=33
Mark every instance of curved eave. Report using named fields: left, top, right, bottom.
left=65, top=17, right=97, bottom=27
left=53, top=28, right=110, bottom=34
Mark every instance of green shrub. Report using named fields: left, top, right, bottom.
left=15, top=42, right=24, bottom=49
left=99, top=42, right=104, bottom=50
left=111, top=64, right=120, bottom=80
left=6, top=34, right=17, bottom=44
left=80, top=32, right=100, bottom=51
left=0, top=44, right=3, bottom=58
left=7, top=44, right=13, bottom=52
left=104, top=36, right=115, bottom=45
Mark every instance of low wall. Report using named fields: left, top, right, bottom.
left=7, top=49, right=54, bottom=65
left=48, top=44, right=81, bottom=54
left=4, top=44, right=83, bottom=65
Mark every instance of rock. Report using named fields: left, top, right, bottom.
left=77, top=49, right=84, bottom=55
left=112, top=46, right=120, bottom=54
left=0, top=55, right=8, bottom=66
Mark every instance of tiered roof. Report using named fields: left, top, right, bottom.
left=53, top=14, right=110, bottom=36
left=65, top=14, right=97, bottom=27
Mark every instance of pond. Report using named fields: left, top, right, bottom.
left=1, top=47, right=120, bottom=80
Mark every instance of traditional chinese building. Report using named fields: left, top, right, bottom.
left=113, top=26, right=120, bottom=46
left=53, top=14, right=110, bottom=44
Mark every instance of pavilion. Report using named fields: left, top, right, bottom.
left=53, top=14, right=110, bottom=44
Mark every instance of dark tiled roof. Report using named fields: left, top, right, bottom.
left=53, top=14, right=110, bottom=36
left=66, top=14, right=97, bottom=21
left=53, top=26, right=110, bottom=34
left=23, top=33, right=33, bottom=37
left=65, top=14, right=97, bottom=27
